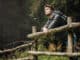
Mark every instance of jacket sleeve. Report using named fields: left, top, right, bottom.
left=43, top=20, right=50, bottom=28
left=48, top=14, right=67, bottom=29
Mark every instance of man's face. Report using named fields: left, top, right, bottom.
left=44, top=7, right=52, bottom=16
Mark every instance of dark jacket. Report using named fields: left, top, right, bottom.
left=43, top=10, right=67, bottom=41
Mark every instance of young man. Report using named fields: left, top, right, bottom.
left=42, top=4, right=67, bottom=51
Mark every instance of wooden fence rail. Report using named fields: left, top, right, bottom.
left=28, top=51, right=80, bottom=56
left=0, top=41, right=34, bottom=53
left=27, top=23, right=80, bottom=38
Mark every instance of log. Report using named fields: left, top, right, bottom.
left=0, top=41, right=35, bottom=53
left=16, top=56, right=33, bottom=60
left=28, top=51, right=80, bottom=56
left=8, top=56, right=33, bottom=60
left=27, top=22, right=80, bottom=38
left=32, top=26, right=38, bottom=60
left=67, top=17, right=73, bottom=56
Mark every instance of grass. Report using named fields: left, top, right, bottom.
left=38, top=55, right=69, bottom=60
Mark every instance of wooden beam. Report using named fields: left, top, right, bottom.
left=0, top=41, right=35, bottom=53
left=27, top=22, right=80, bottom=38
left=7, top=56, right=33, bottom=60
left=16, top=56, right=33, bottom=60
left=28, top=51, right=80, bottom=56
left=67, top=17, right=73, bottom=56
left=32, top=26, right=38, bottom=60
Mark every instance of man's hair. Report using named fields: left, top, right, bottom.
left=44, top=4, right=54, bottom=10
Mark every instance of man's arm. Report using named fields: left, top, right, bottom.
left=48, top=14, right=67, bottom=29
left=43, top=20, right=50, bottom=28
left=42, top=15, right=61, bottom=32
left=42, top=20, right=50, bottom=32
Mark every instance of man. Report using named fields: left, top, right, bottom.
left=42, top=4, right=67, bottom=52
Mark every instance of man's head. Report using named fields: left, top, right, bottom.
left=44, top=4, right=54, bottom=16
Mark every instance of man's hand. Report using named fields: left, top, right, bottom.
left=42, top=27, right=48, bottom=32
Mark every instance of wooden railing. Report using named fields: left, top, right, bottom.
left=0, top=17, right=80, bottom=60
left=27, top=17, right=80, bottom=60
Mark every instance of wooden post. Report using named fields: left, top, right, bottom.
left=32, top=26, right=37, bottom=33
left=32, top=26, right=38, bottom=60
left=67, top=17, right=73, bottom=56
